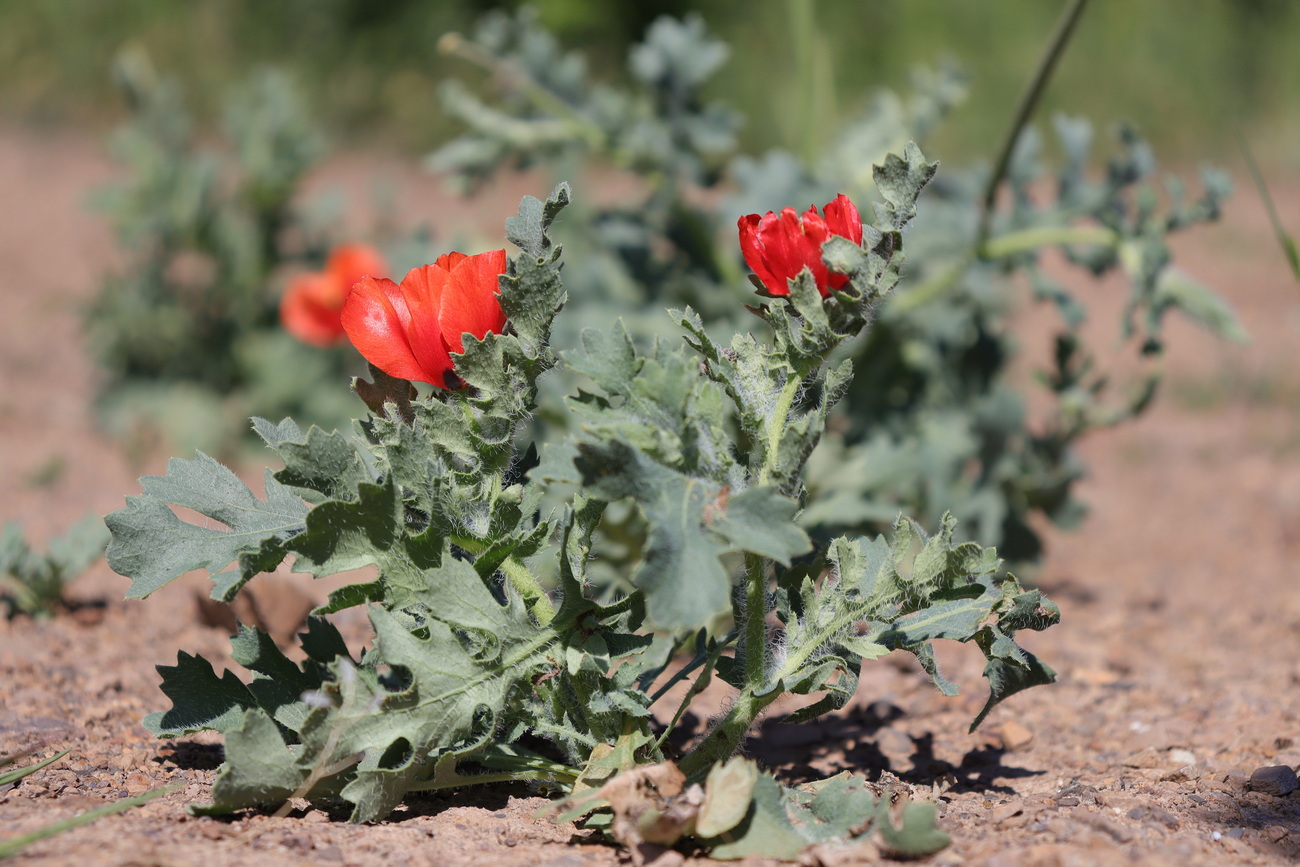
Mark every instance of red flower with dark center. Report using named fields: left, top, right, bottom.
left=737, top=194, right=863, bottom=298
left=280, top=243, right=388, bottom=347
left=341, top=250, right=508, bottom=389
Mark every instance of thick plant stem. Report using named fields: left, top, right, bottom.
left=457, top=534, right=557, bottom=624
left=409, top=750, right=580, bottom=792
left=981, top=224, right=1116, bottom=259
left=680, top=573, right=869, bottom=779
left=677, top=556, right=773, bottom=780
left=501, top=555, right=556, bottom=625
left=742, top=554, right=769, bottom=685
left=678, top=690, right=779, bottom=780
left=894, top=224, right=1117, bottom=315
left=976, top=0, right=1092, bottom=252
left=411, top=769, right=568, bottom=789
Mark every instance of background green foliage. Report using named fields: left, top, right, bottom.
left=427, top=9, right=1243, bottom=566
left=86, top=55, right=399, bottom=457
left=77, top=4, right=1248, bottom=558
left=0, top=516, right=108, bottom=618
left=0, top=0, right=1295, bottom=163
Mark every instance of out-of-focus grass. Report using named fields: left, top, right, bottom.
left=0, top=0, right=1295, bottom=162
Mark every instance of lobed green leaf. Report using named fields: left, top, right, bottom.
left=107, top=454, right=309, bottom=601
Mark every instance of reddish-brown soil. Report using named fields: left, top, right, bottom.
left=3, top=125, right=1300, bottom=866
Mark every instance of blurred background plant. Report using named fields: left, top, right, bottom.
left=8, top=0, right=1275, bottom=564
left=0, top=516, right=107, bottom=618
left=427, top=5, right=1246, bottom=568
left=85, top=51, right=400, bottom=458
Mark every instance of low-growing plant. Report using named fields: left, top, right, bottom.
left=0, top=517, right=108, bottom=619
left=86, top=51, right=374, bottom=456
left=431, top=8, right=1244, bottom=566
left=108, top=173, right=1060, bottom=858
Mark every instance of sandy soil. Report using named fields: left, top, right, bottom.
left=3, top=125, right=1300, bottom=866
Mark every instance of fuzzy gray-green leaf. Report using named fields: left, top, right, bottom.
left=143, top=652, right=256, bottom=737
left=708, top=771, right=933, bottom=860
left=198, top=557, right=557, bottom=822
left=253, top=417, right=370, bottom=503
left=575, top=439, right=805, bottom=628
left=191, top=709, right=306, bottom=816
left=872, top=141, right=938, bottom=231
left=697, top=757, right=759, bottom=838
left=709, top=773, right=808, bottom=860
left=107, top=454, right=309, bottom=601
left=505, top=182, right=570, bottom=257
left=285, top=478, right=434, bottom=607
left=708, top=486, right=810, bottom=566
left=876, top=800, right=951, bottom=856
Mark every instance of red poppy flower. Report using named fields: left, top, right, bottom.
left=737, top=194, right=863, bottom=298
left=340, top=250, right=508, bottom=389
left=280, top=243, right=388, bottom=347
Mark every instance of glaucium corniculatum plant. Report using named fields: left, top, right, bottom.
left=107, top=165, right=1059, bottom=860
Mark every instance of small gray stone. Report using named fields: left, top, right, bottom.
left=1127, top=805, right=1180, bottom=829
left=1248, top=765, right=1298, bottom=797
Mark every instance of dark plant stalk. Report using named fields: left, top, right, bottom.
left=1237, top=133, right=1300, bottom=286
left=975, top=0, right=1092, bottom=253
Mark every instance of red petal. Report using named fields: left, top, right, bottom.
left=396, top=265, right=457, bottom=388
left=433, top=251, right=469, bottom=271
left=738, top=213, right=774, bottom=295
left=341, top=275, right=439, bottom=384
left=280, top=272, right=345, bottom=346
left=326, top=243, right=389, bottom=295
left=739, top=213, right=786, bottom=295
left=822, top=194, right=863, bottom=244
left=801, top=207, right=827, bottom=241
left=736, top=196, right=863, bottom=300
left=800, top=207, right=834, bottom=295
left=762, top=208, right=811, bottom=294
left=758, top=210, right=797, bottom=295
left=439, top=249, right=507, bottom=355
